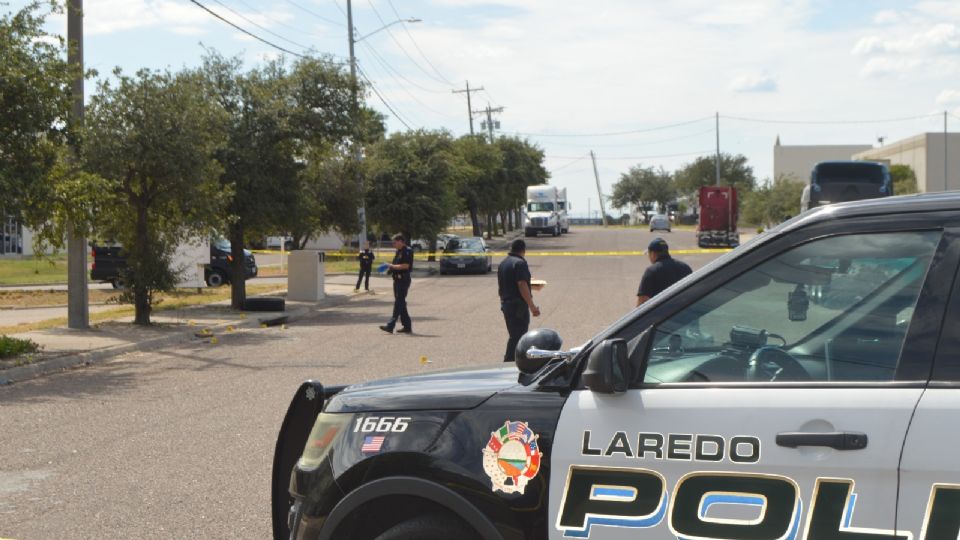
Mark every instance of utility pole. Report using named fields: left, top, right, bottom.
left=472, top=103, right=504, bottom=143
left=67, top=0, right=88, bottom=329
left=945, top=110, right=949, bottom=191
left=452, top=81, right=482, bottom=135
left=590, top=151, right=608, bottom=227
left=715, top=111, right=721, bottom=186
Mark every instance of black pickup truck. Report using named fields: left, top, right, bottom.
left=90, top=239, right=257, bottom=288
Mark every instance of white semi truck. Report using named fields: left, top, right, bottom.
left=557, top=187, right=570, bottom=234
left=525, top=185, right=562, bottom=237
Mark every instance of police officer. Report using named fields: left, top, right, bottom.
left=355, top=241, right=375, bottom=292
left=636, top=237, right=692, bottom=306
left=379, top=234, right=414, bottom=334
left=498, top=239, right=540, bottom=362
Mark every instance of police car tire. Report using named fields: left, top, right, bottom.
left=206, top=270, right=227, bottom=287
left=373, top=513, right=479, bottom=540
left=242, top=296, right=285, bottom=312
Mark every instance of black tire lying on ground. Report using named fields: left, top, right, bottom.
left=243, top=296, right=285, bottom=312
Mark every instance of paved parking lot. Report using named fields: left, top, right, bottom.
left=0, top=226, right=723, bottom=539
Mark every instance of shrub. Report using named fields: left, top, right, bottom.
left=0, top=335, right=40, bottom=359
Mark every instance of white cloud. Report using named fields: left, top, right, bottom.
left=937, top=89, right=960, bottom=105
left=873, top=10, right=902, bottom=25
left=853, top=23, right=960, bottom=56
left=729, top=72, right=778, bottom=93
left=83, top=0, right=297, bottom=37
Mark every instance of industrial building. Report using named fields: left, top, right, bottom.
left=773, top=132, right=960, bottom=194
left=853, top=133, right=960, bottom=193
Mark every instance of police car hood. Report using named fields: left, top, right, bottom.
left=324, top=366, right=520, bottom=413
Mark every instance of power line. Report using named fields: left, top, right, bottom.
left=231, top=0, right=328, bottom=38
left=542, top=128, right=715, bottom=149
left=356, top=64, right=415, bottom=130
left=365, top=0, right=452, bottom=87
left=546, top=150, right=713, bottom=160
left=479, top=87, right=502, bottom=108
left=513, top=116, right=714, bottom=137
left=358, top=42, right=460, bottom=120
left=385, top=0, right=455, bottom=85
left=207, top=0, right=310, bottom=50
left=722, top=113, right=941, bottom=125
left=549, top=154, right=589, bottom=172
left=282, top=0, right=342, bottom=25
left=190, top=0, right=306, bottom=58
left=358, top=40, right=450, bottom=94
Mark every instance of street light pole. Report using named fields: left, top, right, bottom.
left=346, top=2, right=420, bottom=249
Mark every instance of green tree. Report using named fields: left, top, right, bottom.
left=610, top=165, right=675, bottom=222
left=83, top=68, right=228, bottom=325
left=496, top=137, right=548, bottom=232
left=0, top=2, right=81, bottom=226
left=742, top=175, right=804, bottom=228
left=890, top=164, right=919, bottom=195
left=674, top=153, right=757, bottom=197
left=366, top=130, right=461, bottom=241
left=288, top=147, right=361, bottom=248
left=200, top=52, right=356, bottom=309
left=454, top=135, right=503, bottom=237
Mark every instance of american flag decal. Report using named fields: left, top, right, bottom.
left=361, top=435, right=386, bottom=453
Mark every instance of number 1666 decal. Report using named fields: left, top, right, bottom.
left=353, top=416, right=411, bottom=433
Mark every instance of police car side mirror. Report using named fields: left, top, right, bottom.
left=583, top=339, right=629, bottom=394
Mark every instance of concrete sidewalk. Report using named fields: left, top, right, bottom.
left=0, top=274, right=383, bottom=384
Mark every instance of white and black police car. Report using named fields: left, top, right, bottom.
left=273, top=192, right=960, bottom=540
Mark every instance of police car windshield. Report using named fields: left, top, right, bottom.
left=528, top=202, right=554, bottom=212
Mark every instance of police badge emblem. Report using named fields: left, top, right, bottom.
left=482, top=420, right=542, bottom=494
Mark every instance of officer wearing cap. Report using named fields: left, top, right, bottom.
left=498, top=239, right=540, bottom=362
left=379, top=234, right=414, bottom=334
left=636, top=237, right=692, bottom=306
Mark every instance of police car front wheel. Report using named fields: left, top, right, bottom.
left=372, top=513, right=480, bottom=540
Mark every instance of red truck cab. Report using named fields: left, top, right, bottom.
left=697, top=185, right=739, bottom=248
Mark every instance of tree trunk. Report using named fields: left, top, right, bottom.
left=485, top=214, right=493, bottom=240
left=133, top=203, right=151, bottom=325
left=469, top=203, right=481, bottom=237
left=507, top=210, right=514, bottom=231
left=230, top=223, right=246, bottom=310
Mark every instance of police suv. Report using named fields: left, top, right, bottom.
left=273, top=192, right=960, bottom=540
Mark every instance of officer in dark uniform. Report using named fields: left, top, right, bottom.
left=498, top=239, right=540, bottom=362
left=637, top=237, right=692, bottom=306
left=355, top=242, right=375, bottom=292
left=379, top=234, right=414, bottom=334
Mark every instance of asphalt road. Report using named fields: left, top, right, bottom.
left=0, top=227, right=721, bottom=539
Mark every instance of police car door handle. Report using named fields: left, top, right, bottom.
left=775, top=431, right=868, bottom=450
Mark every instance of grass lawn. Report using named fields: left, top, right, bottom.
left=0, top=257, right=69, bottom=286
left=0, top=284, right=284, bottom=334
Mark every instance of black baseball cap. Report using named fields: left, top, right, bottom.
left=648, top=238, right=669, bottom=253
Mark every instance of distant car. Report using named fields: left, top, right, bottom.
left=437, top=233, right=459, bottom=249
left=265, top=236, right=294, bottom=251
left=439, top=237, right=492, bottom=274
left=649, top=213, right=671, bottom=232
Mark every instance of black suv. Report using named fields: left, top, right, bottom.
left=90, top=239, right=257, bottom=288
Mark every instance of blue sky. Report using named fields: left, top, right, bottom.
left=9, top=0, right=960, bottom=216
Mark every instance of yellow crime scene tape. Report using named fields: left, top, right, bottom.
left=253, top=248, right=732, bottom=258
left=411, top=248, right=730, bottom=259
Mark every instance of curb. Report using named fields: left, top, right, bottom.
left=0, top=291, right=361, bottom=385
